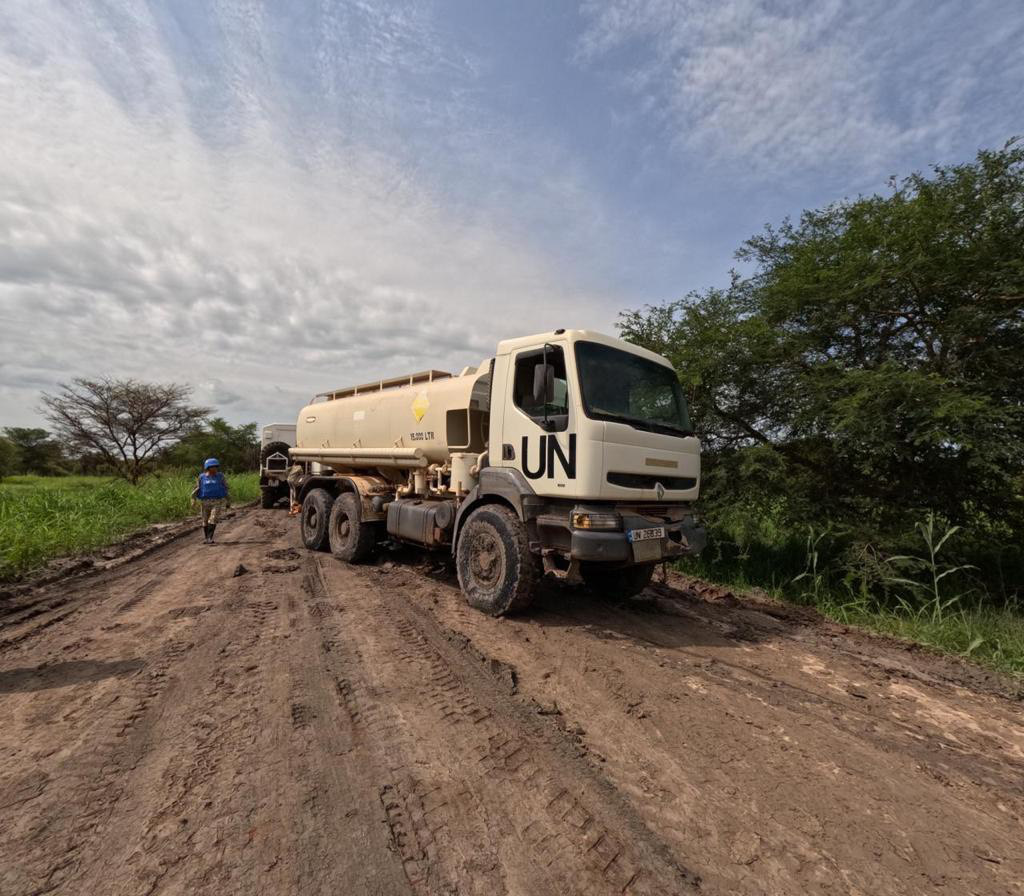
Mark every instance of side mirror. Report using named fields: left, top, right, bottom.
left=532, top=363, right=555, bottom=405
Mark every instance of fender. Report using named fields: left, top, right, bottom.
left=451, top=467, right=536, bottom=554
left=297, top=473, right=392, bottom=521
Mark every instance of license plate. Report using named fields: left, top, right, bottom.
left=628, top=526, right=665, bottom=543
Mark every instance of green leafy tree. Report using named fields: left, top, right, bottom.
left=1, top=427, right=65, bottom=475
left=0, top=436, right=19, bottom=481
left=621, top=141, right=1024, bottom=589
left=163, top=418, right=259, bottom=472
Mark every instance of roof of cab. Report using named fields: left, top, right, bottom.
left=494, top=329, right=674, bottom=369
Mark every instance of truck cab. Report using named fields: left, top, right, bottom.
left=453, top=330, right=704, bottom=604
left=490, top=329, right=699, bottom=502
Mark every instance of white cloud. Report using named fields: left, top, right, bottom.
left=0, top=1, right=616, bottom=428
left=577, top=0, right=1024, bottom=177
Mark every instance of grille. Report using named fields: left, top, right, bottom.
left=607, top=472, right=696, bottom=490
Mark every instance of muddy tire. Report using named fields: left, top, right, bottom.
left=581, top=562, right=655, bottom=598
left=260, top=486, right=278, bottom=509
left=328, top=492, right=377, bottom=562
left=456, top=504, right=539, bottom=616
left=301, top=488, right=334, bottom=552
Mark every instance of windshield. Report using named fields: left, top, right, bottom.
left=574, top=341, right=692, bottom=436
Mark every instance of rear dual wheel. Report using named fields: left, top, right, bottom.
left=327, top=493, right=377, bottom=562
left=301, top=489, right=378, bottom=560
left=301, top=488, right=334, bottom=551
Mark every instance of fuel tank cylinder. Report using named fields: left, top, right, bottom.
left=294, top=365, right=490, bottom=471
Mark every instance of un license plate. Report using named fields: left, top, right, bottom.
left=628, top=526, right=665, bottom=543
left=629, top=526, right=665, bottom=562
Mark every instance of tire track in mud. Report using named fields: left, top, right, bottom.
left=68, top=590, right=286, bottom=895
left=400, top=560, right=1024, bottom=794
left=306, top=565, right=500, bottom=896
left=0, top=514, right=279, bottom=896
left=369, top=560, right=1024, bottom=896
left=0, top=552, right=183, bottom=653
left=4, top=510, right=1022, bottom=896
left=0, top=632, right=197, bottom=895
left=532, top=590, right=1024, bottom=810
left=310, top=555, right=700, bottom=896
left=273, top=566, right=410, bottom=896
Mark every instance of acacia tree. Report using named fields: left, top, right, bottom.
left=40, top=379, right=209, bottom=484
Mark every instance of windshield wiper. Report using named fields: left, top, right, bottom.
left=592, top=412, right=693, bottom=437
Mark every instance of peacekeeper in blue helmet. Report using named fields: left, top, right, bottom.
left=190, top=458, right=231, bottom=544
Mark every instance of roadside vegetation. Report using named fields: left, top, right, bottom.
left=623, top=142, right=1024, bottom=676
left=0, top=405, right=263, bottom=582
left=0, top=472, right=260, bottom=581
left=680, top=510, right=1024, bottom=675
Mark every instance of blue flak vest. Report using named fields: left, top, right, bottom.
left=197, top=472, right=228, bottom=500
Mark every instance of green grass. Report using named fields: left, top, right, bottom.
left=679, top=554, right=1024, bottom=679
left=678, top=506, right=1024, bottom=678
left=0, top=472, right=260, bottom=582
left=813, top=592, right=1024, bottom=676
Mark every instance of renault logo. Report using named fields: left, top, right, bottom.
left=655, top=481, right=666, bottom=500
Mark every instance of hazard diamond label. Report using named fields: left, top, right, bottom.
left=411, top=392, right=430, bottom=422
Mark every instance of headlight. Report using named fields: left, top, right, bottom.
left=571, top=510, right=622, bottom=531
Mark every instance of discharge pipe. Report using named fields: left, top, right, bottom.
left=288, top=447, right=430, bottom=469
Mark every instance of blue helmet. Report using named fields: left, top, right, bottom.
left=203, top=458, right=220, bottom=470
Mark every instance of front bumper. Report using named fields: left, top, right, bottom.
left=569, top=513, right=706, bottom=565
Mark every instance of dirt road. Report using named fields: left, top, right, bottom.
left=1, top=509, right=1022, bottom=896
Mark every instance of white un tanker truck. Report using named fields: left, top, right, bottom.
left=288, top=329, right=705, bottom=615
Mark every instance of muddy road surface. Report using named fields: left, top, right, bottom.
left=1, top=509, right=1022, bottom=896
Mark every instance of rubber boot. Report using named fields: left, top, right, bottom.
left=203, top=524, right=212, bottom=544
left=208, top=524, right=217, bottom=544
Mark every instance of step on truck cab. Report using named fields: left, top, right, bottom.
left=289, top=329, right=705, bottom=614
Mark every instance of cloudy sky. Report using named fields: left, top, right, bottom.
left=1, top=0, right=1021, bottom=429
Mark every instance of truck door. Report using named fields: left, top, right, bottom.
left=498, top=343, right=577, bottom=493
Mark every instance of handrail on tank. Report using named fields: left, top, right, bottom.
left=316, top=369, right=453, bottom=402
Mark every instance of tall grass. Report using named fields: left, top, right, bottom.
left=815, top=590, right=1024, bottom=676
left=0, top=472, right=260, bottom=581
left=681, top=507, right=1024, bottom=677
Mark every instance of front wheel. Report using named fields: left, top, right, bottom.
left=456, top=504, right=540, bottom=615
left=260, top=486, right=277, bottom=509
left=581, top=562, right=655, bottom=598
left=328, top=492, right=378, bottom=562
left=301, top=488, right=334, bottom=551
